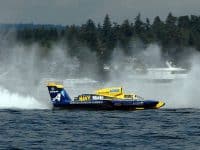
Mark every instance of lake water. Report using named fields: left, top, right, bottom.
left=0, top=108, right=199, bottom=150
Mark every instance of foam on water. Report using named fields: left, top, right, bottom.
left=0, top=86, right=51, bottom=109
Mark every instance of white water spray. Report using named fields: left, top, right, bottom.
left=0, top=37, right=79, bottom=110
left=107, top=44, right=200, bottom=109
left=1, top=29, right=200, bottom=110
left=0, top=86, right=50, bottom=109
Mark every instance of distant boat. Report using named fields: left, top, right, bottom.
left=105, top=60, right=188, bottom=82
left=129, top=61, right=188, bottom=82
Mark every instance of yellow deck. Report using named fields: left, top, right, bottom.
left=95, top=87, right=138, bottom=100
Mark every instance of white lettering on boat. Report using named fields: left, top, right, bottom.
left=92, top=96, right=103, bottom=100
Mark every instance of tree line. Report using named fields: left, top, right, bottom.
left=2, top=13, right=200, bottom=68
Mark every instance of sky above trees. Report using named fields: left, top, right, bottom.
left=0, top=0, right=200, bottom=25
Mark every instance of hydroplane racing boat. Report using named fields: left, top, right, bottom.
left=47, top=82, right=165, bottom=110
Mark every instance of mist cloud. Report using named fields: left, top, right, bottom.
left=1, top=30, right=200, bottom=109
left=104, top=44, right=200, bottom=108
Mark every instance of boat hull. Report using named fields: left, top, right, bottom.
left=52, top=100, right=165, bottom=110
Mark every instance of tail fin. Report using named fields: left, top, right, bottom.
left=47, top=82, right=71, bottom=105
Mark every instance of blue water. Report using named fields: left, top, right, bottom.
left=0, top=109, right=200, bottom=150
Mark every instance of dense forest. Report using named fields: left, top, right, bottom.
left=1, top=13, right=200, bottom=70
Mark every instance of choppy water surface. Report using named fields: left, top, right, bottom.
left=0, top=109, right=200, bottom=150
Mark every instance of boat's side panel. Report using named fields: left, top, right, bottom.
left=53, top=100, right=164, bottom=110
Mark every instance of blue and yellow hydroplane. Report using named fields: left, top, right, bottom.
left=47, top=82, right=165, bottom=110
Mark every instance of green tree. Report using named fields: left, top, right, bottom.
left=189, top=15, right=200, bottom=50
left=79, top=19, right=97, bottom=50
left=152, top=16, right=165, bottom=44
left=134, top=13, right=145, bottom=35
left=119, top=19, right=133, bottom=55
left=98, top=14, right=115, bottom=63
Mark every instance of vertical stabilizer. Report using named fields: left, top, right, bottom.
left=47, top=82, right=71, bottom=106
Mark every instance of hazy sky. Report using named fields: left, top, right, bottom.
left=0, top=0, right=200, bottom=25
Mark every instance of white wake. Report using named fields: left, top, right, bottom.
left=0, top=86, right=50, bottom=110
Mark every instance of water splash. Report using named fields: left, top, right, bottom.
left=107, top=45, right=200, bottom=109
left=0, top=86, right=51, bottom=109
